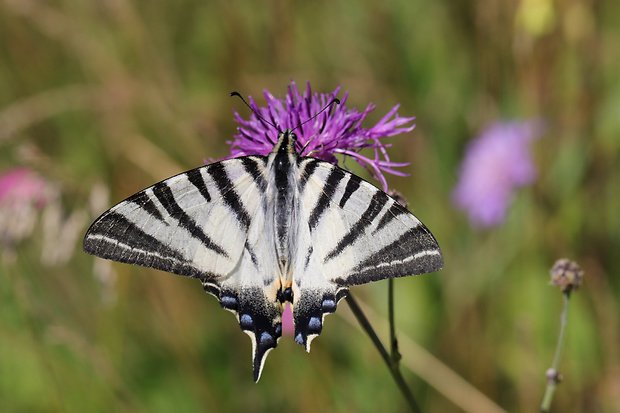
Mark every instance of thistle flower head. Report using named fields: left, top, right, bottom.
left=452, top=119, right=544, bottom=228
left=550, top=258, right=584, bottom=293
left=229, top=80, right=416, bottom=191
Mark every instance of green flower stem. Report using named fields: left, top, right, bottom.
left=346, top=293, right=421, bottom=413
left=540, top=291, right=571, bottom=413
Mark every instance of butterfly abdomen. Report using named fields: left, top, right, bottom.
left=271, top=132, right=301, bottom=275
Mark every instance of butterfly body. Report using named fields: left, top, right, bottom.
left=84, top=129, right=443, bottom=381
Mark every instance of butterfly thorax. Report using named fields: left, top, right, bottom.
left=268, top=130, right=301, bottom=279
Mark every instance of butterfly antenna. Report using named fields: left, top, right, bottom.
left=293, top=98, right=340, bottom=134
left=230, top=91, right=281, bottom=133
left=297, top=97, right=340, bottom=155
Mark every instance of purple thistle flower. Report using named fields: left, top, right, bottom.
left=228, top=80, right=416, bottom=191
left=452, top=120, right=544, bottom=228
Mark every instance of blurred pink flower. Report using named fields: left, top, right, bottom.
left=0, top=167, right=54, bottom=252
left=229, top=80, right=416, bottom=191
left=0, top=167, right=49, bottom=209
left=452, top=120, right=544, bottom=228
left=0, top=167, right=88, bottom=265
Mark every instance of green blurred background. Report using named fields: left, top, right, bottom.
left=1, top=0, right=619, bottom=412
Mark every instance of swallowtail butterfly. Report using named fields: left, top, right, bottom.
left=83, top=116, right=443, bottom=382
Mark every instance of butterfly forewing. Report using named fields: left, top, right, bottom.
left=84, top=160, right=256, bottom=279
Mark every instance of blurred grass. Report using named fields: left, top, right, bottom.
left=1, top=0, right=619, bottom=411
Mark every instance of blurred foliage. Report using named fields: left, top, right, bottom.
left=1, top=0, right=619, bottom=412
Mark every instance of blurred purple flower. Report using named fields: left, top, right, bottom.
left=452, top=120, right=544, bottom=228
left=229, top=80, right=416, bottom=191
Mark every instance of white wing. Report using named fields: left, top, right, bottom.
left=83, top=155, right=283, bottom=381
left=290, top=158, right=443, bottom=350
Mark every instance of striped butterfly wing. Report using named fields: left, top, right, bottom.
left=290, top=159, right=443, bottom=349
left=84, top=156, right=285, bottom=381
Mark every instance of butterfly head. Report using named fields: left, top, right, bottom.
left=273, top=129, right=299, bottom=155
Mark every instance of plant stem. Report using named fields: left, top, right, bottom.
left=346, top=293, right=421, bottom=413
left=388, top=278, right=399, bottom=360
left=540, top=291, right=571, bottom=413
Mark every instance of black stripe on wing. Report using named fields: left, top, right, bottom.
left=298, top=158, right=320, bottom=193
left=83, top=212, right=214, bottom=280
left=241, top=156, right=268, bottom=192
left=152, top=181, right=228, bottom=258
left=208, top=162, right=252, bottom=231
left=324, top=190, right=390, bottom=262
left=338, top=173, right=362, bottom=208
left=372, top=202, right=408, bottom=234
left=125, top=191, right=167, bottom=223
left=334, top=225, right=443, bottom=286
left=186, top=168, right=212, bottom=202
left=308, top=167, right=346, bottom=231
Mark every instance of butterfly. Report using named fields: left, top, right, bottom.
left=83, top=125, right=443, bottom=382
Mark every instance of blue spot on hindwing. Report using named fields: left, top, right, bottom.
left=240, top=314, right=254, bottom=330
left=308, top=317, right=322, bottom=334
left=221, top=295, right=238, bottom=310
left=260, top=332, right=275, bottom=347
left=321, top=298, right=336, bottom=313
